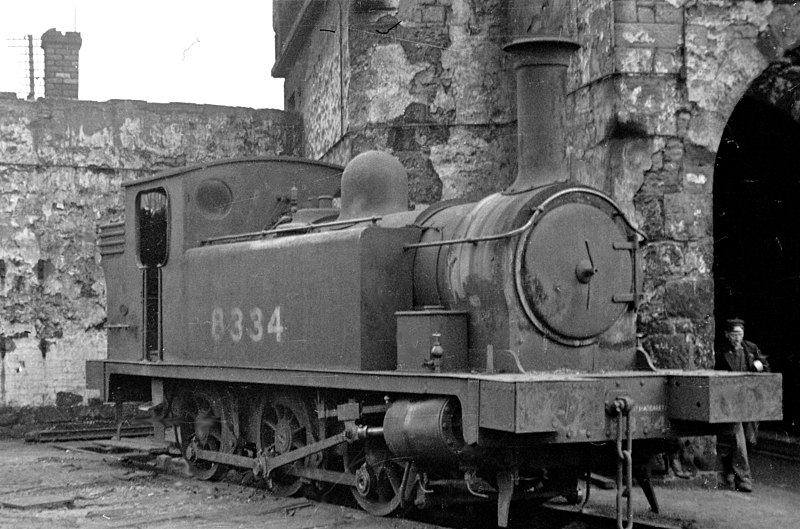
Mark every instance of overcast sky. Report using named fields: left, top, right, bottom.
left=0, top=1, right=285, bottom=109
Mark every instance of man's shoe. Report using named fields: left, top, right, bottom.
left=723, top=473, right=736, bottom=488
left=735, top=479, right=753, bottom=493
left=670, top=456, right=691, bottom=479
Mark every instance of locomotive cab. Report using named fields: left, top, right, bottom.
left=97, top=157, right=344, bottom=371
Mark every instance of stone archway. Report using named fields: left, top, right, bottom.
left=713, top=51, right=800, bottom=434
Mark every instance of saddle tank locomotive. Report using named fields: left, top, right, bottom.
left=88, top=38, right=782, bottom=527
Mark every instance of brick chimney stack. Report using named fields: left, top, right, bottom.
left=41, top=28, right=82, bottom=99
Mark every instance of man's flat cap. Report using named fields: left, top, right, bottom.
left=725, top=318, right=745, bottom=331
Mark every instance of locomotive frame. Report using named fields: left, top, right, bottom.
left=87, top=37, right=782, bottom=528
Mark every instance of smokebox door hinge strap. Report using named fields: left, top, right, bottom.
left=613, top=238, right=642, bottom=309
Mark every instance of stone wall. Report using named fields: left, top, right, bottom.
left=275, top=0, right=800, bottom=370
left=348, top=0, right=518, bottom=203
left=576, top=1, right=800, bottom=368
left=0, top=95, right=300, bottom=425
left=279, top=0, right=517, bottom=204
left=283, top=0, right=346, bottom=160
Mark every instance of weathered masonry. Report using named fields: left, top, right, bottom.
left=273, top=0, right=800, bottom=433
left=0, top=94, right=300, bottom=433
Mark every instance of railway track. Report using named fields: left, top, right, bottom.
left=24, top=424, right=153, bottom=442
left=41, top=433, right=687, bottom=529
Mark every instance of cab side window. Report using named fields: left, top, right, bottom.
left=137, top=188, right=168, bottom=361
left=137, top=189, right=169, bottom=267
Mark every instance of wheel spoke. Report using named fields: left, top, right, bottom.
left=263, top=419, right=279, bottom=432
left=345, top=443, right=413, bottom=517
left=386, top=465, right=402, bottom=495
left=172, top=389, right=233, bottom=482
left=254, top=394, right=318, bottom=498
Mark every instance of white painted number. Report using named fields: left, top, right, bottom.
left=211, top=307, right=225, bottom=342
left=211, top=306, right=282, bottom=344
left=229, top=308, right=243, bottom=342
left=267, top=306, right=284, bottom=343
left=248, top=307, right=264, bottom=342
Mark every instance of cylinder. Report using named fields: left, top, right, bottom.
left=382, top=398, right=466, bottom=463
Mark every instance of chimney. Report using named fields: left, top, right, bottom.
left=41, top=28, right=82, bottom=99
left=503, top=36, right=579, bottom=193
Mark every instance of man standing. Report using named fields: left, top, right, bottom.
left=715, top=318, right=769, bottom=493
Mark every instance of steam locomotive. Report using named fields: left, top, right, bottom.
left=87, top=38, right=781, bottom=527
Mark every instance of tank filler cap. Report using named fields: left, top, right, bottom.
left=338, top=151, right=409, bottom=221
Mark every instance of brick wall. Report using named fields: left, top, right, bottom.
left=0, top=95, right=301, bottom=420
left=41, top=29, right=82, bottom=99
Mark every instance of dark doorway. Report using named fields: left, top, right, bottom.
left=714, top=96, right=800, bottom=434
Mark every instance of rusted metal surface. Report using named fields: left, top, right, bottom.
left=395, top=310, right=468, bottom=372
left=410, top=201, right=473, bottom=308
left=90, top=360, right=484, bottom=445
left=415, top=184, right=640, bottom=372
left=479, top=371, right=780, bottom=440
left=383, top=398, right=466, bottom=462
left=479, top=380, right=517, bottom=432
left=667, top=372, right=783, bottom=423
left=503, top=37, right=578, bottom=192
left=517, top=200, right=631, bottom=341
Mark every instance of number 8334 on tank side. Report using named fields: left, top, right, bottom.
left=87, top=38, right=781, bottom=528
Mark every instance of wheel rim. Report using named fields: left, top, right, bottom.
left=253, top=393, right=320, bottom=497
left=173, top=388, right=233, bottom=481
left=344, top=440, right=413, bottom=517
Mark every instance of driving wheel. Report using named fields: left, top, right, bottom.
left=251, top=391, right=321, bottom=497
left=172, top=387, right=236, bottom=481
left=344, top=439, right=415, bottom=516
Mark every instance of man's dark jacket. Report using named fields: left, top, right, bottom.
left=715, top=339, right=770, bottom=444
left=715, top=340, right=770, bottom=373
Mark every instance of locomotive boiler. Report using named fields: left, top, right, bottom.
left=87, top=38, right=782, bottom=527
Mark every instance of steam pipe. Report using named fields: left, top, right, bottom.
left=503, top=37, right=580, bottom=193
